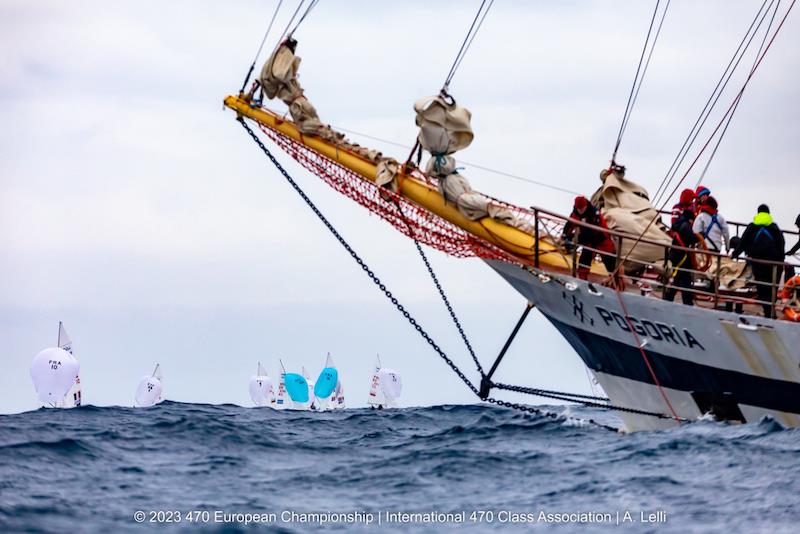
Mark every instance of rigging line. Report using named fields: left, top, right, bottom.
left=443, top=0, right=489, bottom=90
left=329, top=124, right=582, bottom=195
left=617, top=0, right=671, bottom=147
left=491, top=382, right=609, bottom=403
left=236, top=119, right=607, bottom=429
left=447, top=0, right=495, bottom=89
left=239, top=0, right=285, bottom=93
left=611, top=0, right=662, bottom=163
left=274, top=0, right=307, bottom=50
left=651, top=0, right=771, bottom=204
left=696, top=0, right=782, bottom=187
left=612, top=0, right=795, bottom=277
left=288, top=0, right=320, bottom=37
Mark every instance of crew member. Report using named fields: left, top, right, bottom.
left=784, top=213, right=800, bottom=281
left=664, top=209, right=700, bottom=306
left=562, top=196, right=616, bottom=280
left=731, top=204, right=785, bottom=318
left=692, top=196, right=730, bottom=252
left=694, top=185, right=711, bottom=213
left=671, top=188, right=696, bottom=226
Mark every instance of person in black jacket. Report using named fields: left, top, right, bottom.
left=731, top=204, right=785, bottom=317
left=562, top=196, right=616, bottom=280
left=664, top=209, right=700, bottom=305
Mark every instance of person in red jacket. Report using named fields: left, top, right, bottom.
left=671, top=188, right=696, bottom=226
left=562, top=196, right=616, bottom=280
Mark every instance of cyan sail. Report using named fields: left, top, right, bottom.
left=314, top=367, right=338, bottom=399
left=284, top=373, right=310, bottom=403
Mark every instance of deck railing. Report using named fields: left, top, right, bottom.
left=523, top=205, right=798, bottom=320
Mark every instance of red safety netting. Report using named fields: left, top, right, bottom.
left=256, top=121, right=538, bottom=266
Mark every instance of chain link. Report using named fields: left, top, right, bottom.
left=237, top=117, right=686, bottom=433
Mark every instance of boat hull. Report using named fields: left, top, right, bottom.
left=485, top=260, right=800, bottom=431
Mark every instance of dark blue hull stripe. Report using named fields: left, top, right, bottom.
left=545, top=315, right=800, bottom=415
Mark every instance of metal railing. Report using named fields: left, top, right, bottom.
left=525, top=205, right=798, bottom=320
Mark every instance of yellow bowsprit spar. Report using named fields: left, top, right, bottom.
left=224, top=94, right=607, bottom=277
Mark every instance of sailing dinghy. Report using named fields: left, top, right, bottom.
left=283, top=363, right=314, bottom=410
left=313, top=353, right=339, bottom=410
left=367, top=356, right=402, bottom=410
left=134, top=364, right=164, bottom=407
left=249, top=362, right=275, bottom=407
left=30, top=322, right=82, bottom=408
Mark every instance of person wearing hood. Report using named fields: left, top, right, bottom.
left=562, top=196, right=616, bottom=280
left=664, top=209, right=700, bottom=306
left=731, top=204, right=785, bottom=317
left=671, top=188, right=696, bottom=226
left=692, top=196, right=730, bottom=252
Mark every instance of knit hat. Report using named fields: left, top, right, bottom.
left=757, top=204, right=770, bottom=214
left=695, top=185, right=711, bottom=198
left=574, top=196, right=589, bottom=212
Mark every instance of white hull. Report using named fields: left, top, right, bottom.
left=486, top=260, right=800, bottom=431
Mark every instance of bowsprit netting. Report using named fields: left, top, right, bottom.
left=256, top=120, right=529, bottom=265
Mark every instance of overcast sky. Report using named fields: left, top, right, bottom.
left=2, top=1, right=799, bottom=414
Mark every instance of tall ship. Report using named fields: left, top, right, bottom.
left=223, top=2, right=799, bottom=431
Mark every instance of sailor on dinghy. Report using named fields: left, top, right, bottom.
left=313, top=353, right=343, bottom=411
left=134, top=364, right=164, bottom=407
left=30, top=322, right=82, bottom=408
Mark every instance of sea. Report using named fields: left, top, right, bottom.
left=1, top=402, right=798, bottom=533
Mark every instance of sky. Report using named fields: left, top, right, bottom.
left=1, top=0, right=799, bottom=414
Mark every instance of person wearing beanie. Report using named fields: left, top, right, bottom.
left=692, top=195, right=730, bottom=252
left=664, top=209, right=700, bottom=306
left=562, top=196, right=616, bottom=280
left=671, top=188, right=696, bottom=226
left=732, top=204, right=785, bottom=317
left=694, top=185, right=711, bottom=213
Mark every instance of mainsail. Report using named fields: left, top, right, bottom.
left=134, top=364, right=164, bottom=407
left=284, top=371, right=312, bottom=409
left=249, top=361, right=275, bottom=407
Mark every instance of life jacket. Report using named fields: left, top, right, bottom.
left=781, top=276, right=800, bottom=321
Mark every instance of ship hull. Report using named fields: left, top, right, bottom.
left=485, top=260, right=800, bottom=431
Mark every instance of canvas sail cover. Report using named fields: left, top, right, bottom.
left=592, top=170, right=671, bottom=272
left=414, top=95, right=474, bottom=155
left=30, top=347, right=80, bottom=406
left=134, top=375, right=163, bottom=407
left=249, top=375, right=274, bottom=407
left=378, top=369, right=402, bottom=400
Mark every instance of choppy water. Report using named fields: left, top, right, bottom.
left=1, top=402, right=798, bottom=533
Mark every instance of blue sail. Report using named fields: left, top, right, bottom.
left=284, top=373, right=309, bottom=403
left=314, top=367, right=338, bottom=399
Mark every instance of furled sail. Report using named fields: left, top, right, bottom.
left=591, top=169, right=671, bottom=273
left=249, top=362, right=275, bottom=407
left=134, top=364, right=164, bottom=407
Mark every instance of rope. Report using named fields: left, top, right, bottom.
left=236, top=116, right=630, bottom=431
left=696, top=0, right=781, bottom=187
left=330, top=124, right=582, bottom=196
left=611, top=0, right=664, bottom=163
left=442, top=0, right=494, bottom=91
left=613, top=0, right=794, bottom=276
left=288, top=0, right=320, bottom=38
left=238, top=0, right=285, bottom=93
left=652, top=0, right=772, bottom=205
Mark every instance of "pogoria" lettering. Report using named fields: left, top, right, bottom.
left=595, top=306, right=705, bottom=350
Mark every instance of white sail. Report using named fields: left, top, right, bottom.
left=378, top=368, right=402, bottom=407
left=249, top=361, right=275, bottom=407
left=30, top=347, right=80, bottom=407
left=332, top=379, right=345, bottom=409
left=275, top=359, right=289, bottom=409
left=302, top=366, right=316, bottom=410
left=57, top=322, right=82, bottom=407
left=367, top=356, right=385, bottom=408
left=134, top=364, right=164, bottom=407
